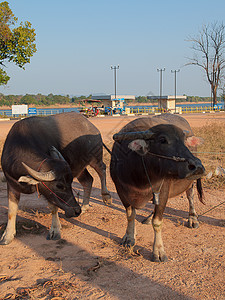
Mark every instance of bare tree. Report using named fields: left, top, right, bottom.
left=186, top=22, right=225, bottom=106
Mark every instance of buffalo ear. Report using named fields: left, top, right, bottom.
left=18, top=175, right=39, bottom=185
left=128, top=139, right=148, bottom=155
left=186, top=136, right=204, bottom=147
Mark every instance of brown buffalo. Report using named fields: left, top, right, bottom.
left=1, top=112, right=111, bottom=244
left=110, top=114, right=205, bottom=262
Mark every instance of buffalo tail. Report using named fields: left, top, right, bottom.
left=103, top=142, right=112, bottom=156
left=197, top=178, right=205, bottom=204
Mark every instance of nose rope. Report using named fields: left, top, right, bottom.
left=35, top=159, right=76, bottom=208
left=41, top=181, right=74, bottom=208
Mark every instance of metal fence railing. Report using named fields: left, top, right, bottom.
left=129, top=106, right=223, bottom=115
left=181, top=106, right=221, bottom=113
left=0, top=105, right=223, bottom=118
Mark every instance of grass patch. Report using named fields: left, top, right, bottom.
left=194, top=122, right=225, bottom=189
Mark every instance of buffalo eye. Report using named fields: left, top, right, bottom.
left=159, top=137, right=168, bottom=144
left=56, top=183, right=65, bottom=191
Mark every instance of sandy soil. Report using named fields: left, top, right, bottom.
left=0, top=113, right=224, bottom=299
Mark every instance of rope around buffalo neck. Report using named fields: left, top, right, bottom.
left=141, top=156, right=164, bottom=205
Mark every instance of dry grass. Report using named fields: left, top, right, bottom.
left=2, top=278, right=77, bottom=299
left=194, top=122, right=225, bottom=189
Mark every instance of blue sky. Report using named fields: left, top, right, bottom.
left=1, top=0, right=225, bottom=97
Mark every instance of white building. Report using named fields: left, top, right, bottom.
left=92, top=94, right=135, bottom=109
left=147, top=95, right=187, bottom=113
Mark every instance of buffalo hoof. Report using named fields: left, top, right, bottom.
left=0, top=238, right=12, bottom=245
left=0, top=232, right=14, bottom=245
left=152, top=253, right=168, bottom=263
left=81, top=204, right=90, bottom=214
left=102, top=193, right=112, bottom=206
left=188, top=216, right=199, bottom=229
left=46, top=230, right=61, bottom=240
left=121, top=234, right=135, bottom=248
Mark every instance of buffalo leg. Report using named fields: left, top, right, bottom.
left=186, top=184, right=199, bottom=228
left=77, top=168, right=93, bottom=213
left=152, top=184, right=170, bottom=262
left=47, top=202, right=61, bottom=240
left=0, top=184, right=20, bottom=245
left=91, top=161, right=112, bottom=205
left=122, top=206, right=136, bottom=247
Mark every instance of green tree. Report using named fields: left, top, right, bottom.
left=0, top=1, right=36, bottom=86
left=0, top=68, right=9, bottom=84
left=20, top=94, right=37, bottom=105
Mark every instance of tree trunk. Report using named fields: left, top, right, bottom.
left=212, top=85, right=218, bottom=106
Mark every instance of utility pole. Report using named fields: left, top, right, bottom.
left=111, top=65, right=119, bottom=99
left=157, top=68, right=165, bottom=110
left=171, top=69, right=180, bottom=113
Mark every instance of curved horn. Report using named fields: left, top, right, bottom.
left=50, top=146, right=66, bottom=161
left=113, top=130, right=154, bottom=142
left=22, top=162, right=56, bottom=182
left=183, top=130, right=190, bottom=137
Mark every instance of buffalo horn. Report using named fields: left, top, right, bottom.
left=22, top=162, right=56, bottom=181
left=113, top=130, right=154, bottom=141
left=50, top=146, right=66, bottom=161
left=183, top=130, right=190, bottom=137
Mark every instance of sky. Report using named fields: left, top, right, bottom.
left=1, top=0, right=225, bottom=97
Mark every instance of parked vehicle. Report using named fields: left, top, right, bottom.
left=79, top=99, right=102, bottom=118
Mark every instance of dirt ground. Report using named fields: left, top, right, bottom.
left=0, top=113, right=224, bottom=299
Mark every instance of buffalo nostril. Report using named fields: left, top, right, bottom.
left=188, top=164, right=196, bottom=171
left=197, top=166, right=205, bottom=175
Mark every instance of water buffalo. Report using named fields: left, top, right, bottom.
left=1, top=112, right=111, bottom=244
left=110, top=114, right=205, bottom=262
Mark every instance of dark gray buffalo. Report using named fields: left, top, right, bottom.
left=1, top=112, right=111, bottom=244
left=110, top=113, right=205, bottom=262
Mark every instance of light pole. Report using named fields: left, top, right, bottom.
left=221, top=86, right=225, bottom=110
left=171, top=69, right=180, bottom=113
left=157, top=68, right=165, bottom=110
left=111, top=65, right=119, bottom=99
